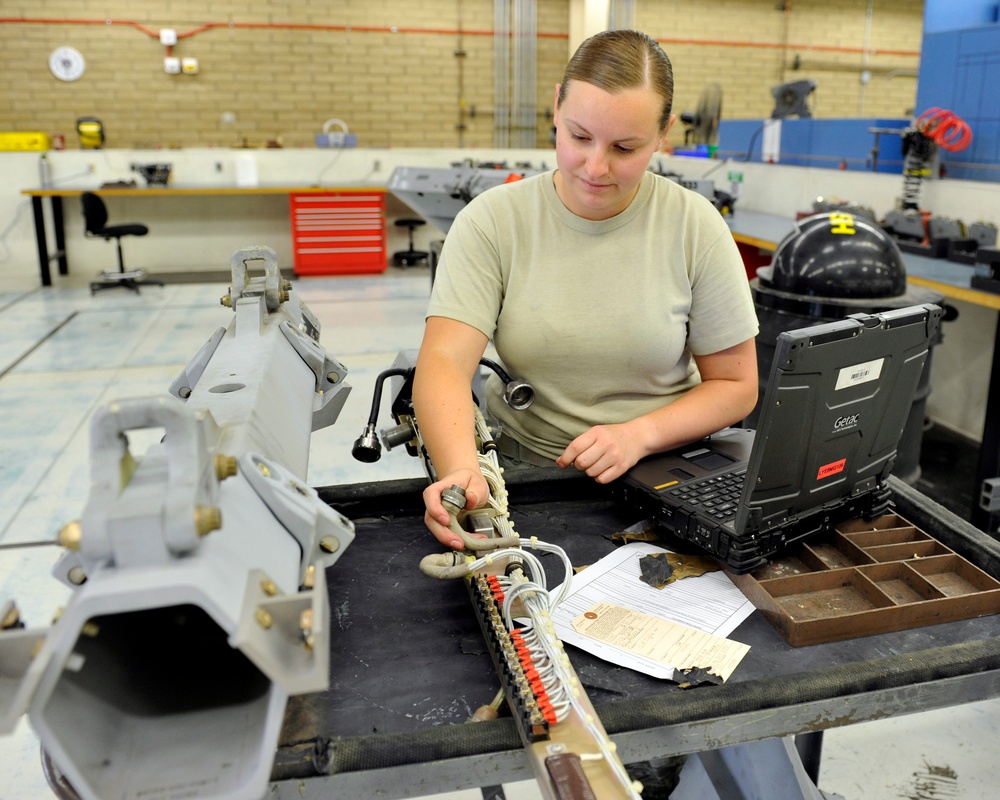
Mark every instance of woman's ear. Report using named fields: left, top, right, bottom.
left=657, top=113, right=677, bottom=149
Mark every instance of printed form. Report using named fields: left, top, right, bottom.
left=552, top=542, right=756, bottom=680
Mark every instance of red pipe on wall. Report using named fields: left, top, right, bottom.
left=0, top=16, right=919, bottom=56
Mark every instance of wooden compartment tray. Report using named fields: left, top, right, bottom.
left=730, top=514, right=1000, bottom=646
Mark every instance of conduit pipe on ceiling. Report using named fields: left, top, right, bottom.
left=510, top=0, right=537, bottom=149
left=1, top=17, right=918, bottom=57
left=494, top=0, right=509, bottom=148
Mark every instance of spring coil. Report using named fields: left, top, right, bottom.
left=900, top=132, right=933, bottom=210
left=915, top=108, right=973, bottom=152
left=898, top=109, right=971, bottom=210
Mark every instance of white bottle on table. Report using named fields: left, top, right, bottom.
left=39, top=152, right=52, bottom=187
left=235, top=153, right=258, bottom=187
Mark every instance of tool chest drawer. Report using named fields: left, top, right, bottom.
left=290, top=191, right=386, bottom=275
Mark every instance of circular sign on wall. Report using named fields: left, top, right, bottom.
left=49, top=46, right=86, bottom=82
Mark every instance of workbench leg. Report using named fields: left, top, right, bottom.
left=30, top=196, right=51, bottom=287
left=795, top=731, right=824, bottom=785
left=51, top=196, right=68, bottom=276
left=972, top=312, right=1000, bottom=534
left=670, top=737, right=844, bottom=800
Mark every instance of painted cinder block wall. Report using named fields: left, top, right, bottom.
left=0, top=0, right=923, bottom=151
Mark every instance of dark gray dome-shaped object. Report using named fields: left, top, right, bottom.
left=762, top=212, right=907, bottom=298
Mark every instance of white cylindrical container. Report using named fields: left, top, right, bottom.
left=39, top=153, right=52, bottom=187
left=235, top=153, right=258, bottom=187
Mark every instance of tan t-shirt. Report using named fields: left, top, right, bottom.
left=427, top=169, right=759, bottom=460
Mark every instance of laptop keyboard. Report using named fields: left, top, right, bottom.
left=667, top=470, right=746, bottom=520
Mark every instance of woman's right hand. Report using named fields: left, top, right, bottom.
left=422, top=468, right=491, bottom=549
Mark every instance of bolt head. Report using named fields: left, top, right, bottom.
left=194, top=506, right=222, bottom=536
left=58, top=521, right=83, bottom=551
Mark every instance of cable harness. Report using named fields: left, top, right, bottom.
left=419, top=410, right=642, bottom=799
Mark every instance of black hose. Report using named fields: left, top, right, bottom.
left=364, top=367, right=411, bottom=426
left=478, top=358, right=513, bottom=385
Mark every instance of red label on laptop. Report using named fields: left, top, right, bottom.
left=817, top=458, right=847, bottom=480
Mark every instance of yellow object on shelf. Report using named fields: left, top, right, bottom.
left=0, top=132, right=51, bottom=151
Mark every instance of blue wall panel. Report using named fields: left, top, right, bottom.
left=916, top=33, right=962, bottom=111
left=717, top=119, right=908, bottom=173
left=916, top=25, right=1000, bottom=182
left=924, top=0, right=998, bottom=33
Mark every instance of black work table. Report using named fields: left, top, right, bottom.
left=270, top=470, right=1000, bottom=799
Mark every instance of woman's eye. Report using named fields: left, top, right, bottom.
left=616, top=146, right=635, bottom=154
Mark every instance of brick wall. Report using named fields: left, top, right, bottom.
left=0, top=0, right=922, bottom=151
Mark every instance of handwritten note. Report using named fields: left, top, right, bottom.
left=572, top=601, right=750, bottom=681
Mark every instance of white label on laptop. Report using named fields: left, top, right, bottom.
left=835, top=357, right=884, bottom=390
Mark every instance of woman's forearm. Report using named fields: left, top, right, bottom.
left=626, top=373, right=759, bottom=459
left=412, top=357, right=482, bottom=477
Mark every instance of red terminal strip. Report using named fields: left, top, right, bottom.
left=470, top=578, right=550, bottom=741
left=487, top=575, right=506, bottom=605
left=538, top=700, right=557, bottom=725
left=509, top=629, right=558, bottom=724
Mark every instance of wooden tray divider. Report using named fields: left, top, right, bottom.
left=799, top=534, right=875, bottom=571
left=908, top=554, right=1000, bottom=596
left=835, top=514, right=912, bottom=533
left=841, top=526, right=928, bottom=548
left=855, top=562, right=946, bottom=605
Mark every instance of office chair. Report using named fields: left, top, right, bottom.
left=81, top=192, right=164, bottom=294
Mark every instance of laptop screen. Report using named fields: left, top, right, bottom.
left=737, top=303, right=942, bottom=534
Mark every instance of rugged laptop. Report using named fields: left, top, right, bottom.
left=612, top=303, right=943, bottom=573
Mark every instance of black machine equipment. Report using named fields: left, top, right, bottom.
left=879, top=109, right=999, bottom=268
left=770, top=80, right=817, bottom=119
left=766, top=212, right=907, bottom=299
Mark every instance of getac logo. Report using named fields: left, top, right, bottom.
left=833, top=414, right=860, bottom=432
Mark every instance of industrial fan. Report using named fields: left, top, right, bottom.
left=680, top=83, right=722, bottom=145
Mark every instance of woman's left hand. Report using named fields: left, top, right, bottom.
left=556, top=423, right=643, bottom=484
left=557, top=340, right=759, bottom=485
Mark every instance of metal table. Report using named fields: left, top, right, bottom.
left=270, top=470, right=1000, bottom=798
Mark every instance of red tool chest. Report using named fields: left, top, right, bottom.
left=290, top=191, right=386, bottom=275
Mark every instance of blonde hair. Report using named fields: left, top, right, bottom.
left=558, top=29, right=674, bottom=131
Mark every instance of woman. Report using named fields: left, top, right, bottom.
left=414, top=29, right=759, bottom=548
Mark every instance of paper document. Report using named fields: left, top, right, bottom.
left=552, top=542, right=756, bottom=680
left=572, top=602, right=750, bottom=682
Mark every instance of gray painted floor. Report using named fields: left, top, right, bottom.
left=1, top=267, right=997, bottom=799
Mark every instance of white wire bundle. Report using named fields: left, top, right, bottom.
left=470, top=545, right=639, bottom=796
left=467, top=412, right=640, bottom=796
left=474, top=412, right=517, bottom=538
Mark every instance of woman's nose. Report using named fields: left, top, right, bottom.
left=585, top=149, right=609, bottom=177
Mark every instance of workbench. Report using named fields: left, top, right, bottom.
left=21, top=185, right=388, bottom=286
left=269, top=469, right=1000, bottom=798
